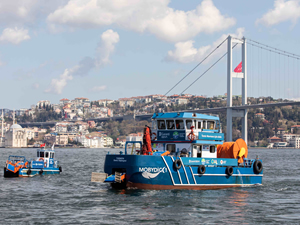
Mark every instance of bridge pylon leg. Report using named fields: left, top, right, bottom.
left=226, top=36, right=247, bottom=144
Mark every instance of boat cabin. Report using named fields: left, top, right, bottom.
left=151, top=112, right=224, bottom=158
left=36, top=149, right=56, bottom=168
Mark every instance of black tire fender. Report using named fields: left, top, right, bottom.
left=59, top=166, right=62, bottom=173
left=226, top=166, right=233, bottom=176
left=27, top=169, right=31, bottom=175
left=39, top=170, right=43, bottom=175
left=198, top=165, right=206, bottom=174
left=173, top=159, right=182, bottom=170
left=253, top=160, right=263, bottom=174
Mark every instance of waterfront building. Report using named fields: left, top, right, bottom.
left=267, top=136, right=282, bottom=143
left=289, top=137, right=300, bottom=148
left=5, top=123, right=27, bottom=147
left=75, top=135, right=104, bottom=148
left=273, top=142, right=288, bottom=147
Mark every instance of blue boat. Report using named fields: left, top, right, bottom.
left=102, top=112, right=263, bottom=190
left=4, top=148, right=62, bottom=177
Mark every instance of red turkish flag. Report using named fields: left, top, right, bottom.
left=40, top=143, right=45, bottom=147
left=234, top=62, right=242, bottom=73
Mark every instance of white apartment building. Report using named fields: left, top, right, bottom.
left=75, top=135, right=105, bottom=148
left=103, top=136, right=113, bottom=147
left=37, top=100, right=51, bottom=108
left=289, top=137, right=300, bottom=148
left=282, top=133, right=300, bottom=142
left=25, top=128, right=35, bottom=140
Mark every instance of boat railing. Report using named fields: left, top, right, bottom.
left=7, top=155, right=27, bottom=164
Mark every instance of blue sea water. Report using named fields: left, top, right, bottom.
left=1, top=148, right=299, bottom=224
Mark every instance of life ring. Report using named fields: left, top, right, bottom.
left=253, top=160, right=263, bottom=174
left=39, top=158, right=44, bottom=161
left=198, top=165, right=206, bottom=174
left=151, top=132, right=157, bottom=141
left=39, top=170, right=43, bottom=175
left=226, top=166, right=233, bottom=176
left=44, top=161, right=47, bottom=167
left=187, top=132, right=195, bottom=141
left=27, top=169, right=31, bottom=175
left=173, top=159, right=182, bottom=170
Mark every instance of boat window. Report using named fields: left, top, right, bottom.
left=210, top=146, right=215, bottom=153
left=166, top=144, right=176, bottom=153
left=37, top=152, right=39, bottom=157
left=186, top=120, right=193, bottom=129
left=207, top=121, right=215, bottom=129
left=52, top=153, right=55, bottom=158
left=157, top=120, right=166, bottom=129
left=175, top=120, right=184, bottom=129
left=198, top=121, right=202, bottom=129
left=45, top=152, right=49, bottom=158
left=166, top=120, right=175, bottom=129
left=40, top=152, right=44, bottom=157
left=197, top=145, right=202, bottom=157
left=203, top=121, right=207, bottom=129
left=152, top=120, right=157, bottom=130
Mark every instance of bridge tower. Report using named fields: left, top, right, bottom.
left=226, top=36, right=247, bottom=143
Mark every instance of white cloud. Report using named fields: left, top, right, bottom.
left=47, top=0, right=235, bottom=42
left=91, top=85, right=107, bottom=92
left=0, top=1, right=67, bottom=26
left=166, top=28, right=245, bottom=64
left=96, top=29, right=120, bottom=66
left=45, top=29, right=118, bottom=94
left=0, top=27, right=30, bottom=44
left=256, top=0, right=300, bottom=26
left=45, top=67, right=74, bottom=94
left=32, top=83, right=40, bottom=89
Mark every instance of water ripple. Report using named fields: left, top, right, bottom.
left=1, top=148, right=300, bottom=224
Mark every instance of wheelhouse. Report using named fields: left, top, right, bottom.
left=151, top=112, right=224, bottom=158
left=37, top=149, right=55, bottom=159
left=36, top=149, right=57, bottom=168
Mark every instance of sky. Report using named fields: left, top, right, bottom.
left=1, top=0, right=300, bottom=109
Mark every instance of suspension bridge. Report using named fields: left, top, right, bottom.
left=20, top=35, right=300, bottom=144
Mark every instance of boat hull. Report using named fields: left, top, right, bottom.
left=104, top=155, right=263, bottom=190
left=4, top=167, right=60, bottom=178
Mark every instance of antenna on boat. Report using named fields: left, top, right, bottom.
left=51, top=143, right=54, bottom=150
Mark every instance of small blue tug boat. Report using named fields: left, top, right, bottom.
left=4, top=146, right=62, bottom=178
left=100, top=112, right=263, bottom=190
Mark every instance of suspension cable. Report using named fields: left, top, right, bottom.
left=180, top=43, right=238, bottom=95
left=248, top=43, right=300, bottom=60
left=164, top=37, right=228, bottom=96
left=247, top=38, right=300, bottom=58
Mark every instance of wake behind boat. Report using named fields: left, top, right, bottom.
left=92, top=112, right=263, bottom=190
left=4, top=145, right=62, bottom=178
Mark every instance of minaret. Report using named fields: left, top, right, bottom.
left=13, top=110, right=15, bottom=125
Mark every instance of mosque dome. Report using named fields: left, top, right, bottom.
left=10, top=124, right=22, bottom=129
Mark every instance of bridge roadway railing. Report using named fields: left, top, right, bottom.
left=19, top=101, right=300, bottom=128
